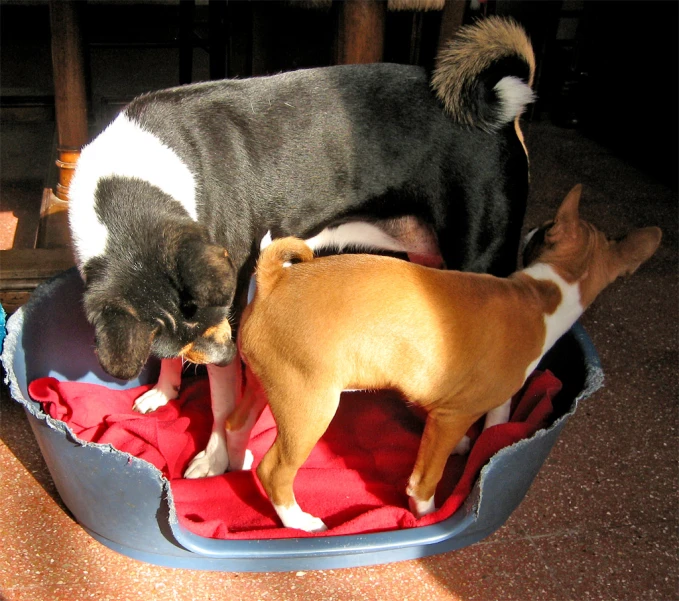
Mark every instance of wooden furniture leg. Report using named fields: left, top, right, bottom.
left=437, top=0, right=467, bottom=51
left=36, top=0, right=89, bottom=249
left=50, top=0, right=88, bottom=203
left=337, top=0, right=387, bottom=64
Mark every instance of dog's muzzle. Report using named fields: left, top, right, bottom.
left=181, top=337, right=237, bottom=366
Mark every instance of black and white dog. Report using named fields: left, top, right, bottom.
left=69, top=17, right=535, bottom=478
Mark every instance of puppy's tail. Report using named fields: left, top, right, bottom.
left=255, top=237, right=314, bottom=300
left=432, top=16, right=536, bottom=132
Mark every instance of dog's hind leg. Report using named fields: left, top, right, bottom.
left=407, top=412, right=480, bottom=517
left=184, top=362, right=238, bottom=478
left=225, top=370, right=268, bottom=471
left=452, top=397, right=513, bottom=456
left=256, top=384, right=341, bottom=532
left=483, top=398, right=512, bottom=430
left=132, top=357, right=182, bottom=414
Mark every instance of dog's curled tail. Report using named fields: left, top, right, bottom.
left=255, top=237, right=314, bottom=300
left=432, top=16, right=536, bottom=132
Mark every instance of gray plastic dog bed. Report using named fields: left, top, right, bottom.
left=1, top=268, right=603, bottom=571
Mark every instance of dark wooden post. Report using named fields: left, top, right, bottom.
left=437, top=0, right=467, bottom=52
left=338, top=0, right=387, bottom=64
left=179, top=0, right=196, bottom=85
left=49, top=0, right=88, bottom=202
left=208, top=0, right=228, bottom=80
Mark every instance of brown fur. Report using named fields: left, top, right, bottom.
left=237, top=185, right=661, bottom=526
left=432, top=15, right=536, bottom=129
left=180, top=317, right=233, bottom=365
left=388, top=0, right=445, bottom=11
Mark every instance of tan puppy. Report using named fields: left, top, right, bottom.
left=232, top=185, right=661, bottom=533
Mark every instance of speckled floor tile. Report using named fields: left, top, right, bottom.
left=529, top=523, right=678, bottom=601
left=419, top=538, right=564, bottom=601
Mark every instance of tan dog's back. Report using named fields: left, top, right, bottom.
left=244, top=250, right=546, bottom=415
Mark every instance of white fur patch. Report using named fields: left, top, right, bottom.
left=251, top=224, right=409, bottom=302
left=452, top=435, right=471, bottom=455
left=493, top=76, right=535, bottom=126
left=68, top=113, right=197, bottom=267
left=484, top=398, right=512, bottom=430
left=261, top=223, right=409, bottom=256
left=304, top=222, right=408, bottom=254
left=260, top=230, right=273, bottom=250
left=408, top=494, right=436, bottom=518
left=521, top=263, right=583, bottom=379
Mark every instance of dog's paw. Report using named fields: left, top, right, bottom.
left=183, top=444, right=229, bottom=478
left=275, top=503, right=328, bottom=533
left=292, top=514, right=328, bottom=534
left=452, top=435, right=471, bottom=455
left=408, top=494, right=436, bottom=518
left=242, top=449, right=254, bottom=471
left=133, top=386, right=177, bottom=414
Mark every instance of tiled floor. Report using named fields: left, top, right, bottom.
left=0, top=119, right=677, bottom=599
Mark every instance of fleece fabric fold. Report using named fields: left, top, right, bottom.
left=29, top=370, right=560, bottom=539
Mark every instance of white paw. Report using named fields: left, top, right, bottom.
left=292, top=513, right=327, bottom=533
left=133, top=386, right=177, bottom=414
left=183, top=444, right=229, bottom=478
left=275, top=503, right=328, bottom=533
left=408, top=494, right=436, bottom=518
left=452, top=435, right=471, bottom=455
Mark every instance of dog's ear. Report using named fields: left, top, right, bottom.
left=547, top=184, right=582, bottom=243
left=94, top=307, right=155, bottom=380
left=177, top=240, right=237, bottom=307
left=609, top=226, right=662, bottom=278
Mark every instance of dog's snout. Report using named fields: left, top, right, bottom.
left=180, top=318, right=236, bottom=366
left=212, top=341, right=238, bottom=366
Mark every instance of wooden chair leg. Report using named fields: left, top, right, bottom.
left=49, top=0, right=88, bottom=203
left=337, top=0, right=387, bottom=64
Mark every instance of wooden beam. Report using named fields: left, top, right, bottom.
left=0, top=248, right=75, bottom=314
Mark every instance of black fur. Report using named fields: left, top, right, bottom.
left=82, top=62, right=530, bottom=379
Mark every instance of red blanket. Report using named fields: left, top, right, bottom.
left=29, top=371, right=560, bottom=539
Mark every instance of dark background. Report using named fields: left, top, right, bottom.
left=1, top=0, right=677, bottom=190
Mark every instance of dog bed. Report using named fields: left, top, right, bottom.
left=2, top=269, right=603, bottom=570
left=28, top=369, right=560, bottom=539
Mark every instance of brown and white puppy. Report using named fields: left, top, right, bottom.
left=231, top=185, right=661, bottom=532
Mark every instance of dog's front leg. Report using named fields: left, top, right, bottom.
left=183, top=362, right=237, bottom=478
left=132, top=357, right=182, bottom=414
